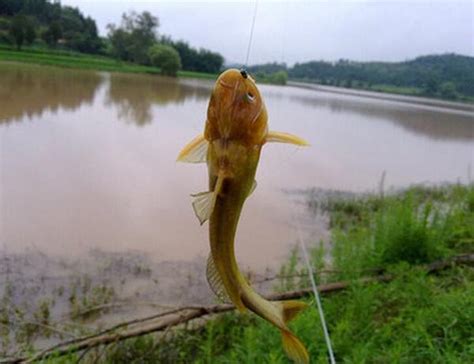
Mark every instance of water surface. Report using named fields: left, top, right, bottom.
left=1, top=63, right=473, bottom=270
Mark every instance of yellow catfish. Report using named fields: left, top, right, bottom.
left=178, top=69, right=310, bottom=363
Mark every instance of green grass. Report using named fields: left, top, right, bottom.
left=0, top=45, right=217, bottom=80
left=369, top=84, right=423, bottom=97
left=47, top=265, right=474, bottom=363
left=39, top=184, right=473, bottom=363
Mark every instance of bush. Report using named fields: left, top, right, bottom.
left=148, top=44, right=181, bottom=76
left=329, top=185, right=473, bottom=278
left=439, top=82, right=458, bottom=100
left=373, top=195, right=445, bottom=265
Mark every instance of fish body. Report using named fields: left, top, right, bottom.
left=178, top=69, right=310, bottom=363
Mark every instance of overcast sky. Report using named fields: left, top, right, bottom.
left=62, top=0, right=473, bottom=66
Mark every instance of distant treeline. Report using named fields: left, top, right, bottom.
left=0, top=0, right=224, bottom=75
left=0, top=0, right=101, bottom=53
left=249, top=54, right=474, bottom=100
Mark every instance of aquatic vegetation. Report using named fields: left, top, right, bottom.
left=329, top=184, right=474, bottom=280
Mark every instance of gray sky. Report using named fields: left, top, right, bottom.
left=62, top=0, right=473, bottom=66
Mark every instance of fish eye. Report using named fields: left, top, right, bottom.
left=246, top=92, right=255, bottom=102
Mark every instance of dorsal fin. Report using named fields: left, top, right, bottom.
left=206, top=254, right=230, bottom=303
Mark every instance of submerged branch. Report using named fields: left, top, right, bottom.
left=2, top=253, right=472, bottom=364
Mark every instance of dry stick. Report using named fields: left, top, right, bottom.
left=3, top=254, right=473, bottom=364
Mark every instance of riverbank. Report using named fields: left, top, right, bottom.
left=0, top=46, right=217, bottom=80
left=3, top=183, right=473, bottom=362
left=289, top=81, right=474, bottom=112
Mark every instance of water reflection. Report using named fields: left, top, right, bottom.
left=0, top=63, right=103, bottom=124
left=105, top=73, right=211, bottom=125
left=287, top=90, right=474, bottom=141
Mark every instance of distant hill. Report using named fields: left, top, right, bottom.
left=249, top=54, right=474, bottom=101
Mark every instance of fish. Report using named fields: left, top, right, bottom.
left=178, top=69, right=310, bottom=363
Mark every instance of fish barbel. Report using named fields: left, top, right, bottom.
left=178, top=69, right=310, bottom=363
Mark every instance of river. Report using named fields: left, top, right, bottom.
left=0, top=62, right=473, bottom=271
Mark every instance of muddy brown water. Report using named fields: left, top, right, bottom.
left=0, top=62, right=473, bottom=271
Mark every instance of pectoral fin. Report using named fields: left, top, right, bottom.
left=177, top=134, right=208, bottom=163
left=191, top=191, right=216, bottom=225
left=266, top=131, right=310, bottom=146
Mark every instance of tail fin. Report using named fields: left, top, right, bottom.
left=281, top=300, right=308, bottom=323
left=281, top=330, right=310, bottom=364
left=280, top=301, right=309, bottom=363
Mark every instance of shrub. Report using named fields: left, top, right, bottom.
left=373, top=195, right=445, bottom=265
left=148, top=44, right=181, bottom=77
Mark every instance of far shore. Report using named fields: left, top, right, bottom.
left=2, top=46, right=474, bottom=110
left=0, top=46, right=218, bottom=81
left=288, top=81, right=474, bottom=113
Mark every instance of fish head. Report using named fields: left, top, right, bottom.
left=205, top=69, right=268, bottom=146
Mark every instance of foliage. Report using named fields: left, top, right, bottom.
left=8, top=15, right=25, bottom=49
left=0, top=46, right=217, bottom=79
left=41, top=21, right=61, bottom=46
left=107, top=11, right=159, bottom=64
left=0, top=0, right=102, bottom=53
left=316, top=184, right=474, bottom=281
left=59, top=6, right=101, bottom=53
left=148, top=44, right=181, bottom=76
left=286, top=54, right=474, bottom=100
left=7, top=14, right=35, bottom=50
left=254, top=70, right=288, bottom=85
left=162, top=37, right=224, bottom=74
left=248, top=62, right=287, bottom=75
left=246, top=63, right=289, bottom=85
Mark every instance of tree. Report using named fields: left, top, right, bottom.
left=42, top=21, right=62, bottom=46
left=439, top=82, right=458, bottom=100
left=272, top=70, right=288, bottom=85
left=148, top=44, right=181, bottom=76
left=423, top=74, right=440, bottom=96
left=24, top=17, right=36, bottom=45
left=9, top=15, right=26, bottom=49
left=108, top=11, right=159, bottom=64
left=161, top=39, right=224, bottom=73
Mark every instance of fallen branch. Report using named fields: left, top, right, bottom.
left=2, top=253, right=472, bottom=364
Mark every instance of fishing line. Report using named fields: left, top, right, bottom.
left=244, top=0, right=259, bottom=67
left=289, top=199, right=336, bottom=364
left=242, top=0, right=335, bottom=359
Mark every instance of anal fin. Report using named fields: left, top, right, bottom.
left=206, top=254, right=231, bottom=303
left=280, top=300, right=307, bottom=323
